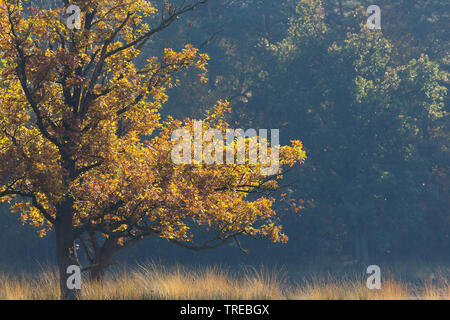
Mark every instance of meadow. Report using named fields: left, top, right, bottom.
left=1, top=262, right=449, bottom=300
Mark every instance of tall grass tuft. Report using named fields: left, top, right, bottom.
left=0, top=263, right=449, bottom=300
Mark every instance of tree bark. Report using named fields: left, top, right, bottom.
left=55, top=197, right=80, bottom=300
left=89, top=264, right=106, bottom=283
left=338, top=0, right=344, bottom=16
left=88, top=237, right=119, bottom=283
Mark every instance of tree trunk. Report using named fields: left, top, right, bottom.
left=354, top=231, right=369, bottom=268
left=338, top=0, right=344, bottom=16
left=55, top=197, right=80, bottom=300
left=89, top=264, right=106, bottom=283
left=360, top=236, right=369, bottom=268
left=88, top=237, right=119, bottom=283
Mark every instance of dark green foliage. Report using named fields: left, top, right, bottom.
left=248, top=0, right=448, bottom=263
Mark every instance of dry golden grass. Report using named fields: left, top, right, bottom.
left=0, top=263, right=449, bottom=300
left=285, top=275, right=412, bottom=300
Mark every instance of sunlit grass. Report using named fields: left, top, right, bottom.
left=0, top=263, right=449, bottom=300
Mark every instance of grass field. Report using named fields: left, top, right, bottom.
left=1, top=262, right=449, bottom=300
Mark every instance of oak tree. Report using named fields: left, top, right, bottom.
left=0, top=0, right=306, bottom=299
